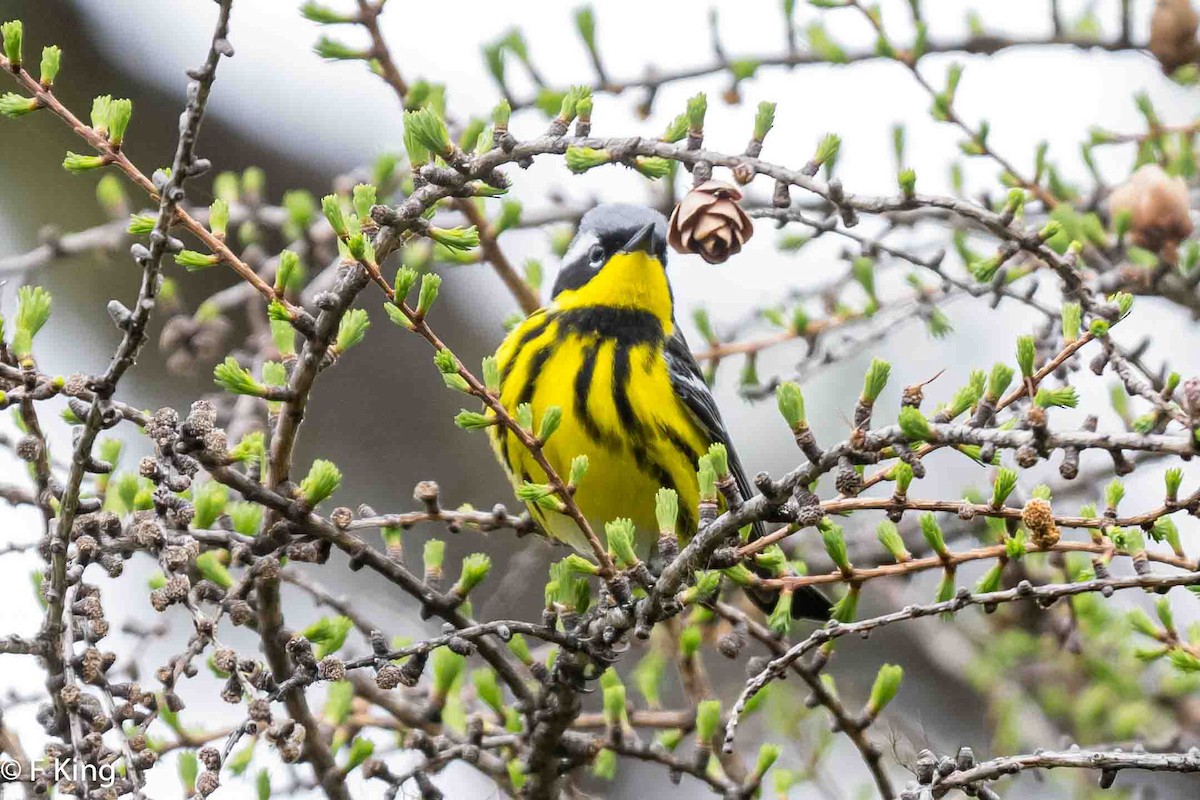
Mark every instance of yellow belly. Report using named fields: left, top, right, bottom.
left=489, top=313, right=708, bottom=556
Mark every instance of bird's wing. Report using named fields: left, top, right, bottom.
left=663, top=327, right=763, bottom=536
left=664, top=326, right=831, bottom=620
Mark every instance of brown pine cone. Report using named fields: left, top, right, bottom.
left=667, top=180, right=754, bottom=264
left=1150, top=0, right=1200, bottom=74
left=1107, top=164, right=1194, bottom=259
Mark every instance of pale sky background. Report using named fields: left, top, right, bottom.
left=1, top=1, right=1199, bottom=797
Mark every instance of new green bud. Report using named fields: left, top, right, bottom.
left=947, top=371, right=985, bottom=417
left=919, top=512, right=947, bottom=555
left=175, top=250, right=219, bottom=271
left=229, top=502, right=263, bottom=538
left=605, top=518, right=638, bottom=567
left=753, top=743, right=781, bottom=779
left=11, top=285, right=51, bottom=358
left=1016, top=334, right=1036, bottom=377
left=394, top=265, right=419, bottom=302
left=300, top=1, right=356, bottom=23
left=753, top=101, right=776, bottom=142
left=694, top=699, right=721, bottom=742
left=564, top=552, right=599, bottom=576
left=569, top=454, right=588, bottom=487
left=515, top=402, right=533, bottom=431
left=416, top=272, right=442, bottom=316
left=522, top=258, right=542, bottom=292
left=106, top=99, right=132, bottom=147
left=767, top=589, right=793, bottom=637
left=213, top=357, right=264, bottom=396
left=428, top=226, right=480, bottom=252
left=454, top=410, right=494, bottom=431
left=195, top=552, right=233, bottom=590
left=1, top=20, right=22, bottom=68
left=602, top=683, right=626, bottom=728
left=661, top=113, right=689, bottom=143
left=431, top=648, right=464, bottom=698
left=867, top=663, right=903, bottom=716
left=876, top=521, right=910, bottom=562
left=1034, top=386, right=1079, bottom=409
left=821, top=522, right=850, bottom=571
left=991, top=467, right=1018, bottom=507
left=686, top=92, right=707, bottom=132
left=697, top=455, right=717, bottom=502
left=897, top=406, right=932, bottom=441
left=935, top=570, right=956, bottom=604
left=898, top=167, right=916, bottom=196
left=62, top=151, right=106, bottom=173
left=1156, top=596, right=1175, bottom=631
left=22, top=40, right=55, bottom=86
left=813, top=133, right=841, bottom=167
left=209, top=198, right=229, bottom=238
left=655, top=487, right=678, bottom=537
left=90, top=94, right=112, bottom=134
left=321, top=194, right=348, bottom=238
left=192, top=481, right=229, bottom=529
left=1166, top=467, right=1183, bottom=501
left=776, top=381, right=806, bottom=430
left=335, top=308, right=370, bottom=353
left=1061, top=301, right=1082, bottom=343
left=472, top=668, right=504, bottom=713
left=890, top=460, right=914, bottom=494
left=0, top=92, right=39, bottom=118
left=707, top=443, right=729, bottom=479
left=564, top=146, right=610, bottom=173
left=974, top=562, right=1004, bottom=594
left=831, top=586, right=859, bottom=623
left=229, top=432, right=265, bottom=466
left=313, top=36, right=367, bottom=60
left=454, top=553, right=492, bottom=596
left=492, top=98, right=511, bottom=129
left=861, top=357, right=890, bottom=403
left=300, top=459, right=342, bottom=506
left=404, top=107, right=451, bottom=157
left=352, top=183, right=377, bottom=223
left=632, top=156, right=671, bottom=180
left=276, top=250, right=300, bottom=294
left=1128, top=608, right=1159, bottom=638
left=987, top=362, right=1014, bottom=401
left=1106, top=478, right=1125, bottom=510
left=423, top=538, right=446, bottom=577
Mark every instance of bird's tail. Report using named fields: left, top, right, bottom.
left=743, top=520, right=831, bottom=620
left=746, top=581, right=831, bottom=621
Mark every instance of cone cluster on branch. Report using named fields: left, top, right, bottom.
left=1106, top=164, right=1194, bottom=259
left=668, top=180, right=754, bottom=264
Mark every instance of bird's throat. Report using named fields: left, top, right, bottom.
left=554, top=252, right=674, bottom=335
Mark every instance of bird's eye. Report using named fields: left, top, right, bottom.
left=588, top=244, right=606, bottom=269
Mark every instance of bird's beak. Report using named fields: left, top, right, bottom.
left=622, top=223, right=657, bottom=255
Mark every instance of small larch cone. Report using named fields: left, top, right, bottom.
left=1107, top=164, right=1194, bottom=260
left=1021, top=498, right=1060, bottom=549
left=1150, top=0, right=1200, bottom=74
left=668, top=180, right=754, bottom=264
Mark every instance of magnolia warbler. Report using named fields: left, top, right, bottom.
left=488, top=204, right=829, bottom=620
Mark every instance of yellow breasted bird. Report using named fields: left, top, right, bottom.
left=488, top=204, right=829, bottom=619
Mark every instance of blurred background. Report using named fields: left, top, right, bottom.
left=1, top=0, right=1199, bottom=797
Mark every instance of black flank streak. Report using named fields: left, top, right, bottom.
left=574, top=340, right=620, bottom=449
left=499, top=316, right=553, bottom=391
left=517, top=346, right=554, bottom=406
left=559, top=306, right=664, bottom=347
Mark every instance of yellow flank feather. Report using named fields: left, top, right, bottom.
left=487, top=253, right=709, bottom=557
